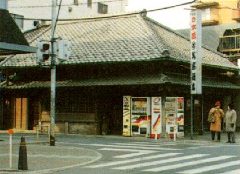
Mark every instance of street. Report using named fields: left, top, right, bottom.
left=1, top=134, right=240, bottom=174
left=54, top=135, right=240, bottom=174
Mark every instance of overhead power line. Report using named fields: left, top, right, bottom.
left=12, top=0, right=196, bottom=21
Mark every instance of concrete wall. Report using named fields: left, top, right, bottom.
left=8, top=0, right=128, bottom=31
left=201, top=0, right=239, bottom=25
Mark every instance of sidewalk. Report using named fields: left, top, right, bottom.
left=0, top=134, right=101, bottom=174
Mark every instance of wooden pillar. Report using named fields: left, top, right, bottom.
left=0, top=97, right=3, bottom=129
left=233, top=93, right=240, bottom=129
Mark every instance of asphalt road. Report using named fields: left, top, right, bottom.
left=53, top=135, right=240, bottom=174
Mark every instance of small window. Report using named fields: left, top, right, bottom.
left=201, top=8, right=211, bottom=21
left=98, top=2, right=108, bottom=14
left=73, top=0, right=78, bottom=5
left=87, top=0, right=92, bottom=8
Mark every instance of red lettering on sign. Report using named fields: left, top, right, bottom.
left=191, top=32, right=196, bottom=40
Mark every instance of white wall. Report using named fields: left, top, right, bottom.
left=8, top=0, right=128, bottom=31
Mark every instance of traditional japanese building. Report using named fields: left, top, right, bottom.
left=0, top=11, right=239, bottom=136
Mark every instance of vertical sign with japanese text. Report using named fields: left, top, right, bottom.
left=190, top=10, right=202, bottom=94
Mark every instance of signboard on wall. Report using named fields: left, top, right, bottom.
left=150, top=97, right=162, bottom=138
left=190, top=10, right=202, bottom=94
left=123, top=96, right=131, bottom=136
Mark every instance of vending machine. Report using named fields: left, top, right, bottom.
left=131, top=97, right=150, bottom=136
left=122, top=96, right=164, bottom=138
left=165, top=97, right=184, bottom=138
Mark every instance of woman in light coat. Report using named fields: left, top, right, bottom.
left=209, top=101, right=224, bottom=142
left=225, top=103, right=237, bottom=143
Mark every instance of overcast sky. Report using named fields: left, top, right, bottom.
left=127, top=0, right=193, bottom=29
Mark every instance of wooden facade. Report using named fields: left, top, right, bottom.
left=1, top=59, right=240, bottom=135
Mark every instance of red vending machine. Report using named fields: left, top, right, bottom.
left=131, top=97, right=150, bottom=136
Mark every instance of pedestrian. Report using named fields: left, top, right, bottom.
left=225, top=103, right=237, bottom=143
left=208, top=101, right=224, bottom=142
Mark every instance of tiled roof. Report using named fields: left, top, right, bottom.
left=2, top=73, right=239, bottom=89
left=0, top=13, right=238, bottom=70
left=146, top=19, right=237, bottom=70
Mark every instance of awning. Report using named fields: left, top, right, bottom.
left=1, top=73, right=240, bottom=90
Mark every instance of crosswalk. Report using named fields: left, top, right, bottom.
left=83, top=141, right=240, bottom=174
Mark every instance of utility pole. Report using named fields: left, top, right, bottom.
left=50, top=0, right=57, bottom=146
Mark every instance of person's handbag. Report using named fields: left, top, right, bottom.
left=208, top=112, right=215, bottom=123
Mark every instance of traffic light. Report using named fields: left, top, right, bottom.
left=36, top=41, right=51, bottom=63
left=57, top=39, right=71, bottom=61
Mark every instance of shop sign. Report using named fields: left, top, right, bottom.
left=190, top=10, right=202, bottom=94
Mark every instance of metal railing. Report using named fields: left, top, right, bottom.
left=218, top=35, right=240, bottom=53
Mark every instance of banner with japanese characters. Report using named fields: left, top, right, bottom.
left=190, top=10, right=202, bottom=94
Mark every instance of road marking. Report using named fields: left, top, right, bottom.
left=114, top=152, right=152, bottom=158
left=113, top=143, right=179, bottom=149
left=143, top=156, right=234, bottom=172
left=113, top=154, right=208, bottom=170
left=131, top=141, right=178, bottom=146
left=86, top=153, right=181, bottom=168
left=178, top=160, right=240, bottom=174
left=219, top=169, right=240, bottom=174
left=79, top=143, right=181, bottom=150
left=98, top=148, right=152, bottom=152
left=99, top=148, right=155, bottom=158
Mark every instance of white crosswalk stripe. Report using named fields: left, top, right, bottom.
left=113, top=154, right=208, bottom=170
left=143, top=156, right=233, bottom=172
left=177, top=160, right=240, bottom=174
left=80, top=141, right=240, bottom=173
left=86, top=153, right=181, bottom=168
left=98, top=148, right=155, bottom=158
left=90, top=143, right=181, bottom=150
left=113, top=142, right=179, bottom=150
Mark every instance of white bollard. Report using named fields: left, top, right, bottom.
left=9, top=134, right=12, bottom=169
left=36, top=125, right=39, bottom=142
left=173, top=126, right=176, bottom=142
left=7, top=129, right=14, bottom=169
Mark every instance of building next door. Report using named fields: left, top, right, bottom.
left=14, top=98, right=28, bottom=130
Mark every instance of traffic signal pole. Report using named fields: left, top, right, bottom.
left=50, top=0, right=57, bottom=146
